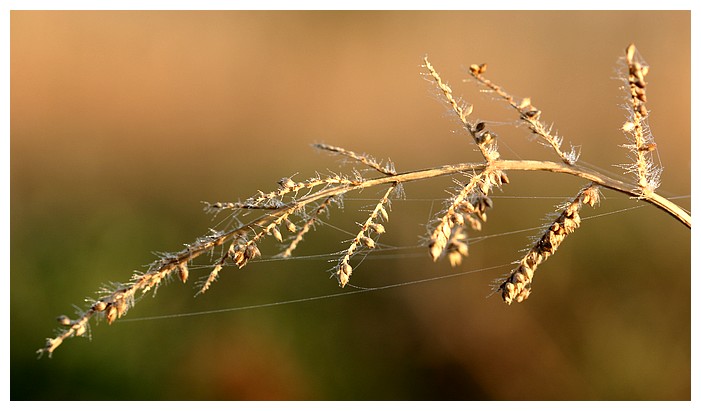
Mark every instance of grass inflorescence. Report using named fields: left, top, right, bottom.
left=37, top=45, right=690, bottom=358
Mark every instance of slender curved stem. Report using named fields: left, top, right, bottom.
left=295, top=160, right=689, bottom=228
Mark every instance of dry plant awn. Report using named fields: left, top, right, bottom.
left=38, top=45, right=691, bottom=358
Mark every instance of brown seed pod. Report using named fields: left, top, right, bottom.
left=339, top=261, right=352, bottom=286
left=178, top=263, right=189, bottom=283
left=278, top=177, right=296, bottom=189
left=105, top=305, right=118, bottom=325
left=469, top=63, right=486, bottom=75
left=284, top=218, right=296, bottom=232
left=361, top=235, right=375, bottom=249
left=626, top=43, right=636, bottom=63
left=523, top=109, right=541, bottom=120
left=379, top=206, right=389, bottom=222
left=272, top=226, right=283, bottom=242
left=639, top=142, right=657, bottom=152
left=476, top=130, right=496, bottom=145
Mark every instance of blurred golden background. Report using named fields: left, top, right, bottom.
left=11, top=11, right=690, bottom=400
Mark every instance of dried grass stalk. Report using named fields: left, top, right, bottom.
left=38, top=46, right=690, bottom=358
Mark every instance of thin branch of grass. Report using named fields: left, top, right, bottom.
left=281, top=196, right=334, bottom=258
left=497, top=184, right=601, bottom=304
left=466, top=63, right=580, bottom=165
left=335, top=183, right=396, bottom=286
left=423, top=56, right=500, bottom=163
left=314, top=143, right=397, bottom=176
left=38, top=45, right=690, bottom=358
left=620, top=43, right=660, bottom=196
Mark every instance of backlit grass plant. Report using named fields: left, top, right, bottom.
left=38, top=44, right=690, bottom=357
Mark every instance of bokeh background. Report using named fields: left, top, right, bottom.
left=11, top=11, right=690, bottom=400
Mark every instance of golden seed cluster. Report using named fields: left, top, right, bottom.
left=622, top=43, right=659, bottom=197
left=428, top=167, right=509, bottom=264
left=336, top=184, right=395, bottom=287
left=498, top=185, right=600, bottom=304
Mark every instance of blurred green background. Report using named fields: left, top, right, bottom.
left=11, top=11, right=690, bottom=400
